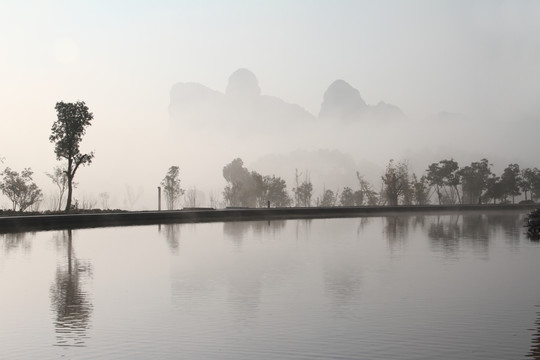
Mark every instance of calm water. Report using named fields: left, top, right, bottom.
left=1, top=211, right=540, bottom=359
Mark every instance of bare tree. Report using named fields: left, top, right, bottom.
left=124, top=185, right=143, bottom=210
left=356, top=172, right=379, bottom=205
left=209, top=191, right=222, bottom=209
left=46, top=165, right=69, bottom=211
left=81, top=195, right=97, bottom=210
left=98, top=192, right=110, bottom=209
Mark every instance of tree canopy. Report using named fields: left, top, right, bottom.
left=50, top=101, right=94, bottom=211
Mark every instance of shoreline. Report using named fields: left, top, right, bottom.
left=0, top=204, right=537, bottom=233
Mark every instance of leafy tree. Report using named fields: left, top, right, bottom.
left=426, top=162, right=444, bottom=205
left=522, top=168, right=540, bottom=201
left=426, top=159, right=461, bottom=204
left=411, top=174, right=431, bottom=205
left=223, top=159, right=291, bottom=207
left=319, top=188, right=338, bottom=207
left=530, top=168, right=540, bottom=201
left=441, top=159, right=462, bottom=204
left=340, top=187, right=354, bottom=206
left=339, top=187, right=364, bottom=206
left=50, top=101, right=94, bottom=211
left=381, top=159, right=410, bottom=206
left=484, top=175, right=505, bottom=204
left=500, top=164, right=522, bottom=204
left=261, top=175, right=291, bottom=207
left=222, top=158, right=259, bottom=207
left=161, top=166, right=184, bottom=209
left=458, top=159, right=492, bottom=204
left=223, top=158, right=248, bottom=206
left=0, top=167, right=43, bottom=211
left=293, top=169, right=313, bottom=207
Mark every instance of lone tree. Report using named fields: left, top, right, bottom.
left=50, top=101, right=94, bottom=211
left=161, top=166, right=184, bottom=210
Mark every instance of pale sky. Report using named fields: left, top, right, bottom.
left=1, top=0, right=539, bottom=209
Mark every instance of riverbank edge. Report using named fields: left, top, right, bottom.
left=0, top=204, right=537, bottom=233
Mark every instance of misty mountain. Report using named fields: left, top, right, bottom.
left=319, top=79, right=405, bottom=122
left=169, top=69, right=405, bottom=133
left=169, top=68, right=315, bottom=135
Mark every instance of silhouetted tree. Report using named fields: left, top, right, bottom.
left=458, top=159, right=492, bottom=204
left=161, top=166, right=184, bottom=209
left=50, top=101, right=94, bottom=211
left=500, top=164, right=522, bottom=203
left=484, top=175, right=505, bottom=204
left=522, top=168, right=540, bottom=201
left=520, top=168, right=534, bottom=201
left=427, top=159, right=461, bottom=204
left=0, top=167, right=42, bottom=211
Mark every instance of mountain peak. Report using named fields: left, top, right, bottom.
left=225, top=68, right=261, bottom=98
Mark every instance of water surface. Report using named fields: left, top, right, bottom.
left=1, top=211, right=539, bottom=359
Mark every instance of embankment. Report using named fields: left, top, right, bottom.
left=0, top=204, right=537, bottom=233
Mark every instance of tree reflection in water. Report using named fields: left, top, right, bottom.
left=49, top=229, right=93, bottom=348
left=223, top=220, right=286, bottom=245
left=355, top=217, right=370, bottom=237
left=160, top=223, right=182, bottom=253
left=384, top=216, right=410, bottom=251
left=527, top=305, right=540, bottom=359
left=1, top=231, right=35, bottom=254
left=427, top=212, right=526, bottom=257
left=428, top=215, right=463, bottom=255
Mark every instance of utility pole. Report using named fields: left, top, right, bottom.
left=158, top=186, right=161, bottom=211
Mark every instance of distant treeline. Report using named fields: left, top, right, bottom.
left=211, top=158, right=539, bottom=208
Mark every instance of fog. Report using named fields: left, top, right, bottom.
left=1, top=1, right=539, bottom=209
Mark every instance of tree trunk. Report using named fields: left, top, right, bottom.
left=454, top=186, right=462, bottom=204
left=65, top=176, right=73, bottom=212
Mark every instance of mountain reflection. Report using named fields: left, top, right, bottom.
left=49, top=229, right=93, bottom=348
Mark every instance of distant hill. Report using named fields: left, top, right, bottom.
left=319, top=79, right=405, bottom=122
left=169, top=69, right=405, bottom=133
left=169, top=68, right=315, bottom=134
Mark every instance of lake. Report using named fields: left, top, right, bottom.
left=1, top=211, right=539, bottom=359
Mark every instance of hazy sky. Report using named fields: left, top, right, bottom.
left=1, top=0, right=539, bottom=209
